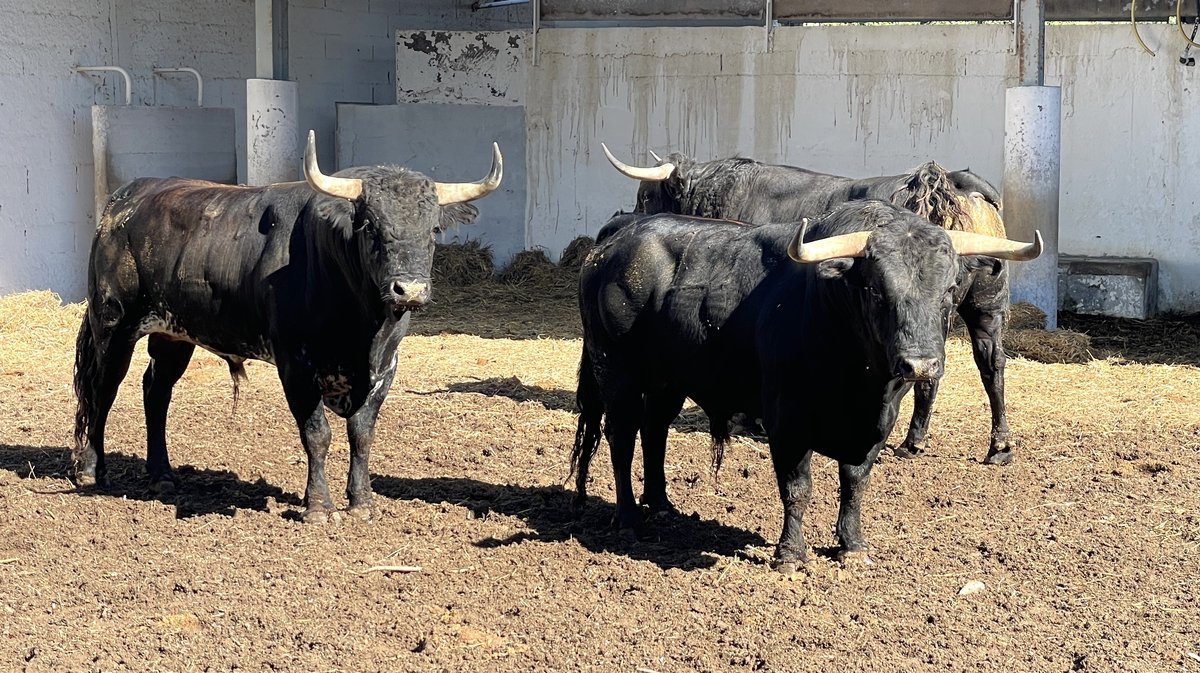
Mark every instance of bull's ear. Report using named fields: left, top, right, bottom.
left=316, top=198, right=357, bottom=239
left=817, top=258, right=855, bottom=280
left=437, top=202, right=479, bottom=233
left=961, top=255, right=1003, bottom=277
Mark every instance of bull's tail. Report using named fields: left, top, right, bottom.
left=568, top=348, right=604, bottom=505
left=72, top=313, right=98, bottom=460
left=894, top=161, right=970, bottom=231
left=709, top=415, right=731, bottom=479
left=227, top=358, right=248, bottom=414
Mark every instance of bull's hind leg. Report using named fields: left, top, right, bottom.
left=639, top=391, right=685, bottom=516
left=142, top=335, right=195, bottom=493
left=959, top=302, right=1013, bottom=465
left=279, top=363, right=336, bottom=523
left=603, top=391, right=645, bottom=541
left=73, top=313, right=138, bottom=488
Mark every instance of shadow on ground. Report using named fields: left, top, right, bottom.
left=371, top=474, right=771, bottom=571
left=0, top=443, right=301, bottom=519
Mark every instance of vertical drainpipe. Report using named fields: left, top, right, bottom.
left=1003, top=0, right=1062, bottom=329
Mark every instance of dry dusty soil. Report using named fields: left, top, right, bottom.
left=0, top=291, right=1197, bottom=673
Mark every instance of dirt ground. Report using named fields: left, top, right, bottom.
left=0, top=290, right=1197, bottom=673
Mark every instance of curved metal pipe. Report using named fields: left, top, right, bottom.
left=74, top=66, right=132, bottom=105
left=153, top=67, right=204, bottom=106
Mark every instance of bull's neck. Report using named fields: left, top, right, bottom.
left=304, top=205, right=386, bottom=326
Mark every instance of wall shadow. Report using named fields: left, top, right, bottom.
left=439, top=377, right=576, bottom=411
left=0, top=443, right=301, bottom=519
left=370, top=475, right=771, bottom=571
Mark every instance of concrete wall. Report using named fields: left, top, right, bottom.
left=91, top=105, right=237, bottom=222
left=336, top=102, right=528, bottom=265
left=0, top=0, right=254, bottom=300
left=288, top=0, right=528, bottom=171
left=506, top=24, right=1195, bottom=314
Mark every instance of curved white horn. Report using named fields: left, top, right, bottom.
left=434, top=142, right=504, bottom=205
left=303, top=130, right=363, bottom=200
left=787, top=219, right=872, bottom=263
left=947, top=229, right=1043, bottom=261
left=649, top=149, right=663, bottom=162
left=601, top=142, right=675, bottom=181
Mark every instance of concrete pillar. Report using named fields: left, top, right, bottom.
left=245, top=79, right=300, bottom=185
left=1003, top=86, right=1061, bottom=330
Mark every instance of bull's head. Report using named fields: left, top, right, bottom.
left=786, top=203, right=1041, bottom=383
left=303, top=130, right=502, bottom=317
left=600, top=143, right=689, bottom=215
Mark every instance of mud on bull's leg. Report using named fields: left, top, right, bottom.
left=770, top=448, right=813, bottom=573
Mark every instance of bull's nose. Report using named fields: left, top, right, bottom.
left=896, top=357, right=942, bottom=381
left=391, top=280, right=430, bottom=308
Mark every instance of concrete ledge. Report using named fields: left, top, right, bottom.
left=1058, top=255, right=1158, bottom=319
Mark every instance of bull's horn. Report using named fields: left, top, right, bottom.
left=947, top=229, right=1043, bottom=261
left=304, top=130, right=363, bottom=200
left=434, top=142, right=504, bottom=205
left=601, top=143, right=675, bottom=182
left=787, top=219, right=872, bottom=263
left=649, top=149, right=663, bottom=162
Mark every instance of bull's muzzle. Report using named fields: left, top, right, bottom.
left=389, top=280, right=430, bottom=311
left=896, top=357, right=942, bottom=382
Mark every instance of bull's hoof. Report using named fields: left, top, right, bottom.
left=837, top=548, right=874, bottom=566
left=346, top=505, right=376, bottom=522
left=74, top=471, right=98, bottom=488
left=301, top=507, right=339, bottom=524
left=983, top=450, right=1014, bottom=466
left=771, top=559, right=803, bottom=576
left=892, top=443, right=926, bottom=460
left=148, top=478, right=177, bottom=496
left=641, top=495, right=680, bottom=518
left=571, top=493, right=587, bottom=518
left=617, top=527, right=639, bottom=545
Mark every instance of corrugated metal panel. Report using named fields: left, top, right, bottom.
left=541, top=0, right=762, bottom=22
left=771, top=0, right=1012, bottom=22
left=542, top=0, right=1187, bottom=23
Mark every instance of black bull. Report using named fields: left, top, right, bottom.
left=603, top=145, right=1017, bottom=465
left=570, top=201, right=1041, bottom=568
left=73, top=131, right=502, bottom=522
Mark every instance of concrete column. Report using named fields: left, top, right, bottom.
left=245, top=79, right=300, bottom=185
left=1003, top=85, right=1061, bottom=329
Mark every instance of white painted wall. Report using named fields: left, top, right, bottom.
left=0, top=0, right=253, bottom=300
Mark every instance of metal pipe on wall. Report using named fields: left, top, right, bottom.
left=74, top=66, right=132, bottom=105
left=153, top=67, right=204, bottom=106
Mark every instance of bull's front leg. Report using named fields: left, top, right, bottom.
left=895, top=379, right=939, bottom=458
left=835, top=444, right=885, bottom=563
left=280, top=365, right=336, bottom=523
left=345, top=361, right=397, bottom=520
left=768, top=444, right=813, bottom=574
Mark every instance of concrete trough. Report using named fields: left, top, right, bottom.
left=1057, top=255, right=1158, bottom=320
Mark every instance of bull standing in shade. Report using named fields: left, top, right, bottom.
left=571, top=201, right=1040, bottom=569
left=73, top=131, right=501, bottom=522
left=601, top=145, right=1015, bottom=465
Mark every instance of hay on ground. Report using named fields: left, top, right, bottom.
left=1004, top=327, right=1093, bottom=364
left=498, top=249, right=573, bottom=290
left=433, top=240, right=494, bottom=286
left=558, top=236, right=595, bottom=272
left=1007, top=301, right=1047, bottom=330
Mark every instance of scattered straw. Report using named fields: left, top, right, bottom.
left=1004, top=328, right=1094, bottom=364
left=362, top=565, right=422, bottom=574
left=499, top=249, right=573, bottom=291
